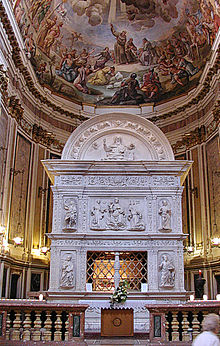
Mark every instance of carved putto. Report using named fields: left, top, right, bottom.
left=60, top=255, right=75, bottom=288
left=103, top=136, right=135, bottom=160
left=64, top=199, right=77, bottom=229
left=159, top=254, right=175, bottom=288
left=90, top=198, right=145, bottom=231
left=158, top=199, right=171, bottom=232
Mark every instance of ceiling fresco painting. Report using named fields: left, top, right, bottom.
left=13, top=0, right=220, bottom=106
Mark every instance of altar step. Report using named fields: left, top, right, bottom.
left=85, top=339, right=191, bottom=345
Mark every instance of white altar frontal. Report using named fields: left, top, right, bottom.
left=42, top=113, right=192, bottom=333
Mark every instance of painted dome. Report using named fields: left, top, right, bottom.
left=13, top=0, right=220, bottom=106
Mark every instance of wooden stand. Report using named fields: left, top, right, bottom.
left=101, top=308, right=133, bottom=337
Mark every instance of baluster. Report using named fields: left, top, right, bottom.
left=32, top=311, right=41, bottom=341
left=171, top=311, right=179, bottom=341
left=23, top=311, right=31, bottom=341
left=6, top=312, right=11, bottom=340
left=43, top=311, right=52, bottom=341
left=192, top=312, right=200, bottom=339
left=65, top=313, right=69, bottom=341
left=54, top=311, right=62, bottom=341
left=11, top=311, right=21, bottom=340
left=182, top=312, right=189, bottom=341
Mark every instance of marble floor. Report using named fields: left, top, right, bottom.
left=85, top=337, right=191, bottom=345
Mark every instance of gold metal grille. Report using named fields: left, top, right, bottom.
left=86, top=251, right=148, bottom=291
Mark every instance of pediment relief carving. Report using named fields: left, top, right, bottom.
left=62, top=114, right=174, bottom=161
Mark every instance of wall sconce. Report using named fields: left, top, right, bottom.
left=0, top=225, right=6, bottom=235
left=13, top=237, right=23, bottom=246
left=190, top=187, right=198, bottom=198
left=211, top=238, right=220, bottom=247
left=38, top=186, right=49, bottom=198
left=189, top=294, right=194, bottom=301
left=187, top=246, right=194, bottom=253
left=203, top=294, right=208, bottom=301
left=40, top=246, right=49, bottom=255
left=10, top=168, right=24, bottom=180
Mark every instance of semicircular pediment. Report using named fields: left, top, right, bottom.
left=62, top=113, right=174, bottom=161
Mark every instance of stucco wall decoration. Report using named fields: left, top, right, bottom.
left=12, top=0, right=219, bottom=106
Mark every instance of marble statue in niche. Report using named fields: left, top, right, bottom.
left=60, top=255, right=75, bottom=288
left=103, top=136, right=135, bottom=160
left=90, top=198, right=145, bottom=231
left=64, top=199, right=77, bottom=229
left=159, top=254, right=175, bottom=288
left=158, top=199, right=171, bottom=232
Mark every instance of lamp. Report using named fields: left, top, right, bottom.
left=40, top=246, right=49, bottom=255
left=211, top=238, right=220, bottom=247
left=13, top=237, right=23, bottom=246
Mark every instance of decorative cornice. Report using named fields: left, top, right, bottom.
left=0, top=1, right=86, bottom=122
left=7, top=96, right=64, bottom=152
left=0, top=65, right=8, bottom=101
left=8, top=95, right=23, bottom=124
left=172, top=100, right=220, bottom=153
left=32, top=124, right=63, bottom=151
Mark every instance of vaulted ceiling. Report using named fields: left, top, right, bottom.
left=13, top=0, right=220, bottom=106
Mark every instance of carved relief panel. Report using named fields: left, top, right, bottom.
left=60, top=251, right=76, bottom=289
left=63, top=198, right=78, bottom=231
left=158, top=253, right=175, bottom=289
left=90, top=198, right=145, bottom=231
left=157, top=198, right=172, bottom=233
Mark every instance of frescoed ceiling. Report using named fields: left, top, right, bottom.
left=13, top=0, right=220, bottom=106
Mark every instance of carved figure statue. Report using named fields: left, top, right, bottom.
left=91, top=200, right=104, bottom=229
left=127, top=201, right=145, bottom=230
left=159, top=255, right=175, bottom=288
left=60, top=255, right=74, bottom=287
left=103, top=136, right=135, bottom=160
left=108, top=198, right=126, bottom=229
left=159, top=200, right=171, bottom=230
left=64, top=200, right=77, bottom=228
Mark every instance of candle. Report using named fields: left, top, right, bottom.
left=199, top=270, right=202, bottom=277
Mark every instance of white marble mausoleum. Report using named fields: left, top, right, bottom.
left=42, top=113, right=192, bottom=332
